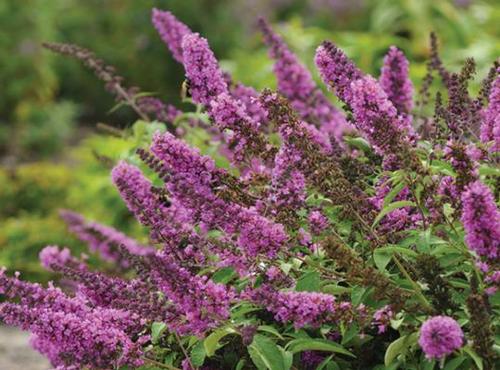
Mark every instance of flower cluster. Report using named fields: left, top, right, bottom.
left=418, top=316, right=463, bottom=359
left=461, top=181, right=500, bottom=260
left=379, top=46, right=414, bottom=116
left=480, top=68, right=500, bottom=152
left=0, top=269, right=146, bottom=369
left=3, top=7, right=499, bottom=370
left=258, top=18, right=349, bottom=140
left=60, top=209, right=155, bottom=268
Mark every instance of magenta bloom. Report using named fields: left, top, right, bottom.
left=314, top=40, right=362, bottom=104
left=461, top=181, right=500, bottom=260
left=418, top=316, right=463, bottom=359
left=111, top=161, right=193, bottom=246
left=150, top=132, right=287, bottom=258
left=308, top=210, right=329, bottom=235
left=372, top=305, right=394, bottom=334
left=39, top=246, right=86, bottom=272
left=152, top=8, right=191, bottom=63
left=209, top=92, right=262, bottom=162
left=258, top=18, right=348, bottom=138
left=181, top=33, right=228, bottom=106
left=480, top=69, right=500, bottom=152
left=60, top=209, right=155, bottom=268
left=268, top=143, right=306, bottom=210
left=152, top=8, right=267, bottom=132
left=349, top=75, right=410, bottom=155
left=253, top=287, right=338, bottom=329
left=379, top=46, right=414, bottom=115
left=230, top=82, right=268, bottom=125
left=0, top=269, right=146, bottom=369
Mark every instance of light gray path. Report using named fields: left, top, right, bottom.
left=0, top=326, right=50, bottom=370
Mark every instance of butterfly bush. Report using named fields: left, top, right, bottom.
left=1, top=8, right=499, bottom=370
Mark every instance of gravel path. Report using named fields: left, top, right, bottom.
left=0, top=326, right=50, bottom=370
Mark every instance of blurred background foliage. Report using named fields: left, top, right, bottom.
left=0, top=0, right=499, bottom=280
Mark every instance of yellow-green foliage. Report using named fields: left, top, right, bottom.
left=0, top=163, right=73, bottom=217
left=0, top=131, right=148, bottom=281
left=0, top=215, right=78, bottom=282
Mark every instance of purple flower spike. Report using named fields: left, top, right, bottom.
left=461, top=180, right=500, bottom=260
left=379, top=46, right=414, bottom=115
left=259, top=18, right=349, bottom=138
left=39, top=246, right=86, bottom=272
left=152, top=8, right=192, bottom=63
left=259, top=18, right=316, bottom=107
left=60, top=209, right=155, bottom=268
left=308, top=210, right=329, bottom=235
left=269, top=143, right=306, bottom=211
left=210, top=92, right=263, bottom=162
left=181, top=33, right=228, bottom=106
left=230, top=83, right=268, bottom=125
left=480, top=69, right=500, bottom=152
left=349, top=75, right=410, bottom=155
left=314, top=41, right=363, bottom=104
left=249, top=286, right=353, bottom=330
left=418, top=316, right=463, bottom=359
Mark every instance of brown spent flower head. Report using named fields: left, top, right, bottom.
left=259, top=90, right=374, bottom=225
left=321, top=236, right=411, bottom=312
left=466, top=278, right=497, bottom=369
left=415, top=254, right=457, bottom=314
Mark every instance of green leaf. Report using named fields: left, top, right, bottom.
left=350, top=286, right=366, bottom=306
left=235, top=359, right=246, bottom=370
left=322, top=284, right=351, bottom=295
left=341, top=323, right=359, bottom=346
left=316, top=355, right=338, bottom=370
left=280, top=262, right=293, bottom=275
left=384, top=333, right=418, bottom=366
left=374, top=246, right=418, bottom=271
left=151, top=322, right=166, bottom=344
left=344, top=136, right=372, bottom=152
left=373, top=249, right=393, bottom=271
left=372, top=201, right=416, bottom=227
left=285, top=338, right=355, bottom=357
left=479, top=164, right=500, bottom=177
left=190, top=341, right=206, bottom=367
left=296, top=271, right=320, bottom=292
left=422, top=359, right=436, bottom=370
left=280, top=348, right=293, bottom=370
left=257, top=325, right=284, bottom=340
left=383, top=181, right=406, bottom=207
left=204, top=326, right=236, bottom=357
left=211, top=267, right=236, bottom=284
left=443, top=355, right=466, bottom=370
left=390, top=316, right=405, bottom=331
left=248, top=334, right=291, bottom=370
left=462, top=345, right=483, bottom=370
left=231, top=302, right=260, bottom=320
left=430, top=160, right=456, bottom=176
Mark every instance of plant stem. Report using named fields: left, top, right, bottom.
left=175, top=332, right=194, bottom=369
left=143, top=357, right=181, bottom=370
left=392, top=253, right=433, bottom=311
left=114, top=83, right=151, bottom=122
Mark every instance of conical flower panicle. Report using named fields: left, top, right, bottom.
left=379, top=46, right=414, bottom=116
left=152, top=8, right=192, bottom=63
left=480, top=69, right=500, bottom=152
left=461, top=180, right=500, bottom=260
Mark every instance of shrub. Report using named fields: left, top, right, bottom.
left=1, top=8, right=499, bottom=370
